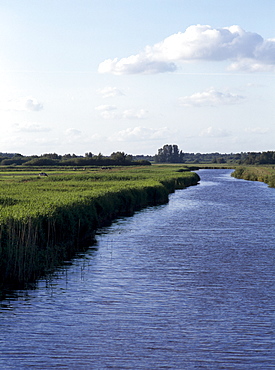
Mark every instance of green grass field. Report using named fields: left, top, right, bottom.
left=0, top=165, right=200, bottom=289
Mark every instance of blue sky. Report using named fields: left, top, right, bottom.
left=0, top=0, right=274, bottom=156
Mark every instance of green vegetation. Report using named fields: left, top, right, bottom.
left=180, top=151, right=275, bottom=165
left=0, top=151, right=151, bottom=167
left=0, top=165, right=200, bottom=289
left=239, top=151, right=275, bottom=165
left=154, top=144, right=184, bottom=163
left=2, top=149, right=275, bottom=166
left=154, top=146, right=275, bottom=165
left=232, top=166, right=275, bottom=188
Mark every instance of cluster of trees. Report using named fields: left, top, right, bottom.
left=154, top=146, right=275, bottom=165
left=154, top=145, right=247, bottom=164
left=240, top=151, right=275, bottom=165
left=154, top=145, right=184, bottom=163
left=0, top=152, right=150, bottom=167
left=182, top=152, right=246, bottom=164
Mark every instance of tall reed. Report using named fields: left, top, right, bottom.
left=232, top=166, right=275, bottom=188
left=0, top=166, right=200, bottom=288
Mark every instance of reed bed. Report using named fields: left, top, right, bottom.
left=231, top=166, right=275, bottom=188
left=0, top=165, right=200, bottom=289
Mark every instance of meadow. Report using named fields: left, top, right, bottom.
left=0, top=165, right=200, bottom=289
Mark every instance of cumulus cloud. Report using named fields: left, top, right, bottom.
left=98, top=24, right=275, bottom=74
left=99, top=57, right=177, bottom=75
left=65, top=128, right=82, bottom=136
left=95, top=105, right=148, bottom=120
left=199, top=126, right=231, bottom=138
left=0, top=97, right=43, bottom=111
left=95, top=104, right=118, bottom=119
left=24, top=98, right=43, bottom=111
left=13, top=122, right=50, bottom=132
left=246, top=82, right=264, bottom=88
left=179, top=88, right=245, bottom=107
left=97, top=86, right=125, bottom=98
left=245, top=127, right=271, bottom=134
left=122, top=109, right=148, bottom=119
left=108, top=126, right=172, bottom=142
left=95, top=104, right=117, bottom=111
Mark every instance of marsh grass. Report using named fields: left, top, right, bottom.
left=232, top=166, right=275, bottom=188
left=0, top=165, right=200, bottom=288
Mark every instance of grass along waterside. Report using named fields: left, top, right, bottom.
left=231, top=166, right=275, bottom=188
left=0, top=165, right=200, bottom=289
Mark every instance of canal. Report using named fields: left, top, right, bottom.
left=0, top=169, right=274, bottom=369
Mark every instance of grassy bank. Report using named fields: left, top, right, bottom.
left=0, top=165, right=200, bottom=289
left=231, top=166, right=275, bottom=188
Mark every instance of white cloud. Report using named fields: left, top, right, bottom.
left=122, top=109, right=148, bottom=119
left=98, top=24, right=275, bottom=74
left=1, top=97, right=43, bottom=111
left=199, top=126, right=231, bottom=138
left=95, top=104, right=118, bottom=119
left=246, top=82, right=264, bottom=88
left=65, top=128, right=82, bottom=136
left=229, top=37, right=275, bottom=72
left=179, top=88, right=245, bottom=107
left=98, top=56, right=177, bottom=75
left=97, top=86, right=125, bottom=98
left=95, top=105, right=148, bottom=119
left=245, top=127, right=271, bottom=134
left=13, top=122, right=51, bottom=132
left=24, top=98, right=43, bottom=111
left=229, top=59, right=275, bottom=72
left=108, top=126, right=172, bottom=142
left=95, top=104, right=117, bottom=111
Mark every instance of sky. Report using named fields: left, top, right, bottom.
left=0, top=0, right=274, bottom=156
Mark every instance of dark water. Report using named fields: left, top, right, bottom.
left=0, top=169, right=274, bottom=369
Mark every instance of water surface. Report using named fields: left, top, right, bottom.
left=1, top=169, right=274, bottom=369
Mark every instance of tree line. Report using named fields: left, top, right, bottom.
left=1, top=146, right=275, bottom=166
left=154, top=146, right=275, bottom=165
left=239, top=151, right=275, bottom=165
left=0, top=152, right=151, bottom=167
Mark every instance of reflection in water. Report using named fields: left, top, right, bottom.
left=0, top=170, right=274, bottom=369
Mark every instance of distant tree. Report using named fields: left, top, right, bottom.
left=1, top=158, right=29, bottom=166
left=258, top=151, right=275, bottom=165
left=110, top=151, right=127, bottom=163
left=62, top=153, right=73, bottom=159
left=95, top=152, right=104, bottom=161
left=42, top=153, right=62, bottom=160
left=23, top=158, right=59, bottom=166
left=154, top=144, right=184, bottom=163
left=85, top=152, right=93, bottom=158
left=134, top=159, right=151, bottom=165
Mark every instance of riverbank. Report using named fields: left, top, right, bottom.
left=231, top=165, right=275, bottom=188
left=0, top=165, right=200, bottom=289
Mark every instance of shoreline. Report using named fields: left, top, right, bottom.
left=0, top=169, right=200, bottom=290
